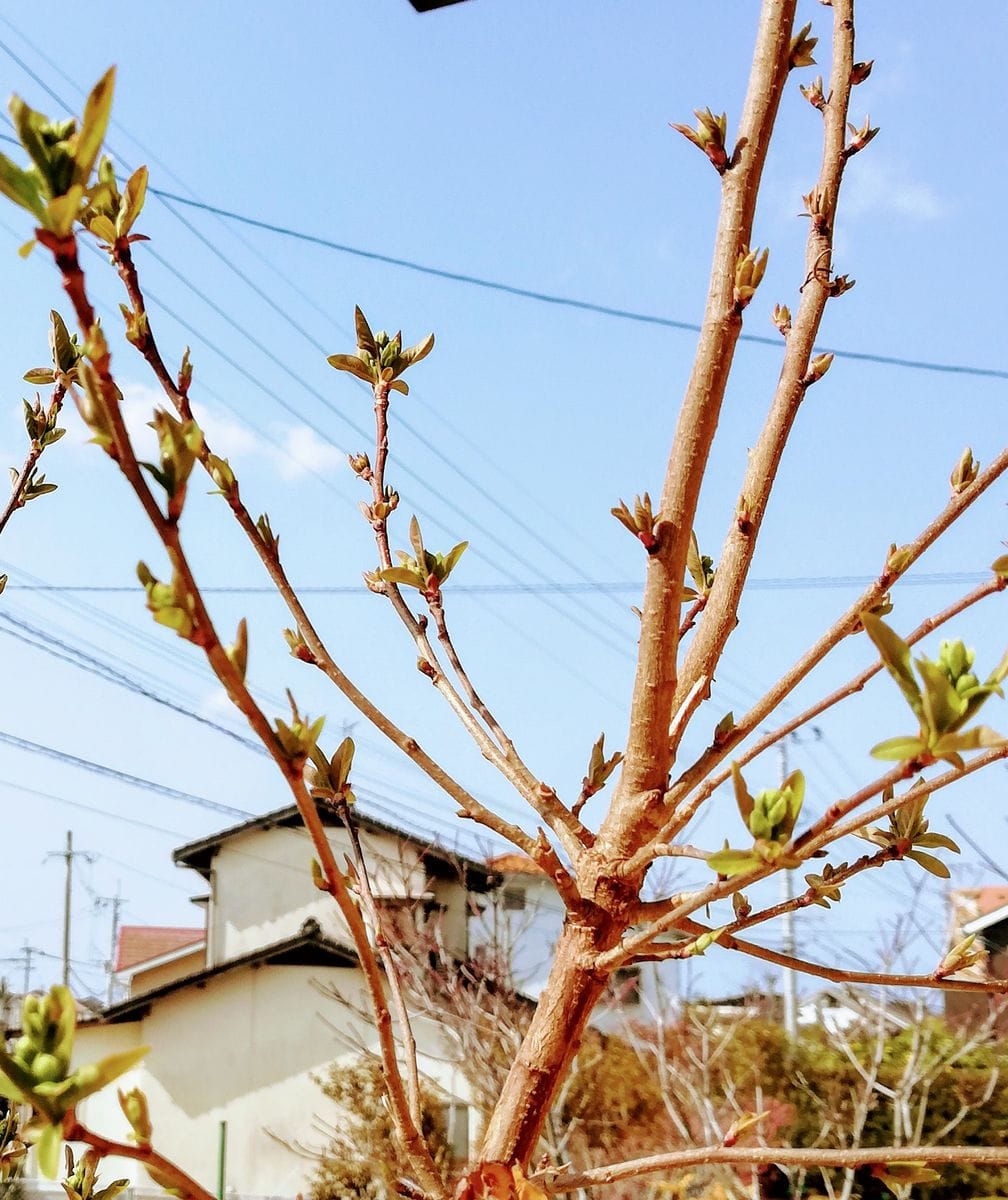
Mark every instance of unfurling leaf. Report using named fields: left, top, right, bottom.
left=707, top=848, right=762, bottom=877
left=935, top=934, right=986, bottom=978
left=871, top=1162, right=940, bottom=1190
left=788, top=22, right=817, bottom=69
left=670, top=107, right=729, bottom=172
left=612, top=492, right=662, bottom=553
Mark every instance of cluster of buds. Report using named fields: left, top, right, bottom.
left=62, top=1149, right=128, bottom=1200
left=706, top=765, right=806, bottom=877
left=800, top=76, right=826, bottom=112
left=949, top=446, right=979, bottom=494
left=283, top=626, right=315, bottom=664
left=9, top=462, right=57, bottom=509
left=771, top=303, right=792, bottom=337
left=0, top=1107, right=25, bottom=1180
left=360, top=485, right=399, bottom=525
left=273, top=689, right=325, bottom=763
left=845, top=114, right=879, bottom=156
left=348, top=451, right=372, bottom=480
left=862, top=611, right=1007, bottom=769
left=858, top=792, right=961, bottom=879
left=143, top=410, right=203, bottom=521
left=24, top=310, right=82, bottom=390
left=802, top=186, right=829, bottom=234
left=119, top=301, right=150, bottom=350
left=83, top=155, right=149, bottom=248
left=374, top=516, right=468, bottom=604
left=0, top=987, right=147, bottom=1177
left=670, top=107, right=729, bottom=173
left=327, top=307, right=434, bottom=397
left=733, top=245, right=769, bottom=311
left=828, top=273, right=855, bottom=298
left=934, top=933, right=986, bottom=980
left=256, top=512, right=279, bottom=555
left=788, top=22, right=818, bottom=69
left=137, top=562, right=198, bottom=640
left=611, top=492, right=662, bottom=554
left=0, top=69, right=115, bottom=242
left=804, top=860, right=847, bottom=908
left=9, top=988, right=75, bottom=1088
left=307, top=736, right=356, bottom=807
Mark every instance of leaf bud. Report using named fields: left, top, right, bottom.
left=949, top=447, right=979, bottom=494
left=771, top=303, right=791, bottom=336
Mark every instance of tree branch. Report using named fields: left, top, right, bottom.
left=538, top=1142, right=1008, bottom=1194
left=65, top=1119, right=215, bottom=1200
left=595, top=0, right=799, bottom=861
left=674, top=0, right=859, bottom=717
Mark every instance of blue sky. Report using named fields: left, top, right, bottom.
left=0, top=2, right=1005, bottom=1003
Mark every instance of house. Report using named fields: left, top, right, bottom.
left=25, top=805, right=494, bottom=1199
left=944, top=886, right=1008, bottom=1033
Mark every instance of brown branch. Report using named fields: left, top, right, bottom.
left=0, top=384, right=65, bottom=538
left=52, top=234, right=448, bottom=1200
left=65, top=1119, right=215, bottom=1200
left=595, top=0, right=798, bottom=862
left=538, top=1142, right=1008, bottom=1194
left=109, top=240, right=580, bottom=898
left=675, top=0, right=858, bottom=716
left=608, top=745, right=1008, bottom=965
left=364, top=381, right=589, bottom=862
left=656, top=572, right=1007, bottom=857
left=641, top=917, right=1008, bottom=995
left=659, top=447, right=1008, bottom=843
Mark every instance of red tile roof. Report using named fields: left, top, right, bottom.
left=115, top=926, right=204, bottom=972
left=486, top=853, right=547, bottom=877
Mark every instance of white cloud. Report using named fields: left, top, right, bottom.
left=276, top=423, right=344, bottom=480
left=105, top=382, right=345, bottom=482
left=842, top=158, right=945, bottom=222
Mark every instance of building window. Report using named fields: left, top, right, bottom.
left=502, top=887, right=526, bottom=912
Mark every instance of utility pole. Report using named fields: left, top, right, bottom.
left=778, top=740, right=798, bottom=1039
left=21, top=941, right=35, bottom=996
left=46, top=831, right=94, bottom=990
left=61, top=830, right=73, bottom=987
left=96, top=887, right=125, bottom=1006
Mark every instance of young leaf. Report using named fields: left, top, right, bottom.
left=860, top=612, right=923, bottom=720
left=72, top=68, right=116, bottom=188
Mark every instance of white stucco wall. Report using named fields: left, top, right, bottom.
left=63, top=962, right=472, bottom=1198
left=209, top=823, right=434, bottom=964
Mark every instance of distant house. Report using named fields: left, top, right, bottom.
left=944, top=886, right=1008, bottom=1033
left=21, top=805, right=493, bottom=1200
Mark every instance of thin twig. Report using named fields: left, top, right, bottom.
left=0, top=385, right=64, bottom=538
left=111, top=239, right=579, bottom=894
left=53, top=233, right=448, bottom=1200
left=537, top=1141, right=1008, bottom=1194
left=337, top=798, right=424, bottom=1128
left=364, top=380, right=589, bottom=862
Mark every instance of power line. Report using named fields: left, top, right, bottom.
left=0, top=611, right=267, bottom=755
left=0, top=570, right=989, bottom=595
left=2, top=119, right=1002, bottom=385
left=0, top=729, right=252, bottom=820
